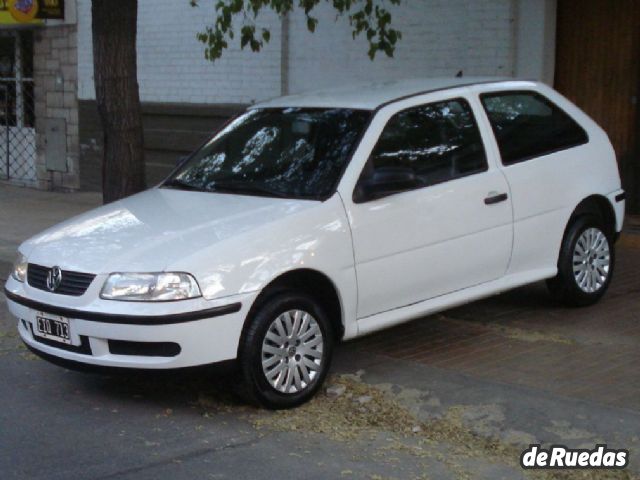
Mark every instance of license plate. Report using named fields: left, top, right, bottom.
left=35, top=313, right=71, bottom=345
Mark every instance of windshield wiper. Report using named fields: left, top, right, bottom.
left=210, top=180, right=290, bottom=198
left=162, top=178, right=204, bottom=192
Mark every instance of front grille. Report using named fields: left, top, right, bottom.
left=27, top=263, right=96, bottom=296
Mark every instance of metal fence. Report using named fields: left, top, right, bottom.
left=0, top=30, right=36, bottom=184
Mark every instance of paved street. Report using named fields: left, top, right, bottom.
left=1, top=184, right=639, bottom=479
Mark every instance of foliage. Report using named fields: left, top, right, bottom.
left=190, top=0, right=402, bottom=61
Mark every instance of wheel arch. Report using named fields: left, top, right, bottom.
left=568, top=195, right=617, bottom=239
left=237, top=268, right=345, bottom=358
left=552, top=195, right=616, bottom=270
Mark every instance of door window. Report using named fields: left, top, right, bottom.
left=363, top=98, right=487, bottom=191
left=481, top=91, right=588, bottom=165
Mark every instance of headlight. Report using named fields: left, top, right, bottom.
left=11, top=253, right=27, bottom=282
left=100, top=272, right=201, bottom=301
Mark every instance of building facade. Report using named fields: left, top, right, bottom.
left=1, top=0, right=637, bottom=210
left=0, top=0, right=77, bottom=190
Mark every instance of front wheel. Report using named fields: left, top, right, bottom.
left=547, top=215, right=615, bottom=307
left=238, top=292, right=334, bottom=409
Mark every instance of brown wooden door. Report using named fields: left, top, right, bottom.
left=555, top=0, right=640, bottom=212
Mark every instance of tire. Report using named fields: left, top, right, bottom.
left=546, top=214, right=615, bottom=307
left=237, top=291, right=334, bottom=409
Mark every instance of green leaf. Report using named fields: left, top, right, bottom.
left=367, top=44, right=376, bottom=60
left=194, top=0, right=402, bottom=63
left=306, top=16, right=318, bottom=33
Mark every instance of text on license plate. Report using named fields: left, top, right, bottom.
left=35, top=314, right=71, bottom=345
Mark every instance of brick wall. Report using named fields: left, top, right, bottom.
left=77, top=0, right=517, bottom=104
left=74, top=0, right=550, bottom=191
left=33, top=24, right=79, bottom=190
left=76, top=0, right=282, bottom=104
left=286, top=0, right=516, bottom=94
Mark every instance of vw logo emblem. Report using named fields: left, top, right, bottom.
left=46, top=266, right=63, bottom=292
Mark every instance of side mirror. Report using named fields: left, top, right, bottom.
left=353, top=166, right=421, bottom=203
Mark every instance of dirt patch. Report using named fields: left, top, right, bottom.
left=242, top=374, right=636, bottom=480
left=486, top=325, right=575, bottom=345
left=251, top=374, right=417, bottom=441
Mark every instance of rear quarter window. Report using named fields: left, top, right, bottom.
left=480, top=91, right=588, bottom=166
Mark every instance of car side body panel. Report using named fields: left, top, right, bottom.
left=164, top=193, right=359, bottom=340
left=468, top=82, right=623, bottom=278
left=336, top=87, right=514, bottom=319
left=336, top=80, right=623, bottom=337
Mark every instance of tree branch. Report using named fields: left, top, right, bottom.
left=191, top=0, right=402, bottom=61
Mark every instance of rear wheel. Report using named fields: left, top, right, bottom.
left=547, top=215, right=614, bottom=307
left=238, top=291, right=334, bottom=409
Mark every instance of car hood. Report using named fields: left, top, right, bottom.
left=21, top=188, right=319, bottom=274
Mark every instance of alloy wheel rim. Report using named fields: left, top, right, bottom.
left=261, top=309, right=323, bottom=394
left=572, top=227, right=610, bottom=293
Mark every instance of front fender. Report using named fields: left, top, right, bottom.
left=167, top=194, right=359, bottom=338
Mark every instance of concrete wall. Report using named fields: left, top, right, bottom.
left=514, top=0, right=557, bottom=84
left=33, top=24, right=79, bottom=190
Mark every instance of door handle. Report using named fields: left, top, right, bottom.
left=484, top=192, right=508, bottom=205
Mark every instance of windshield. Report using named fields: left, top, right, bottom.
left=163, top=108, right=371, bottom=199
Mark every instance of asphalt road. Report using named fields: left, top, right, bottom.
left=0, top=288, right=484, bottom=480
left=0, top=302, right=416, bottom=480
left=2, top=286, right=639, bottom=480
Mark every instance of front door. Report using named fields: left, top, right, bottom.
left=344, top=96, right=513, bottom=319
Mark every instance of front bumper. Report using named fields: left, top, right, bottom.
left=4, top=277, right=257, bottom=369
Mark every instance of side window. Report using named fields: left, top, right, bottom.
left=481, top=91, right=588, bottom=165
left=366, top=98, right=487, bottom=188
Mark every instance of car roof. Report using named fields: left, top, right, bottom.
left=251, top=77, right=533, bottom=110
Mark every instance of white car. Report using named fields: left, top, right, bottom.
left=5, top=78, right=625, bottom=408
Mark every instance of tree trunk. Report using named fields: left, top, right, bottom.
left=92, top=0, right=145, bottom=203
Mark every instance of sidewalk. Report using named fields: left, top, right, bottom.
left=1, top=183, right=639, bottom=478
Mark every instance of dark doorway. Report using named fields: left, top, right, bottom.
left=555, top=0, right=640, bottom=213
left=0, top=30, right=36, bottom=183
